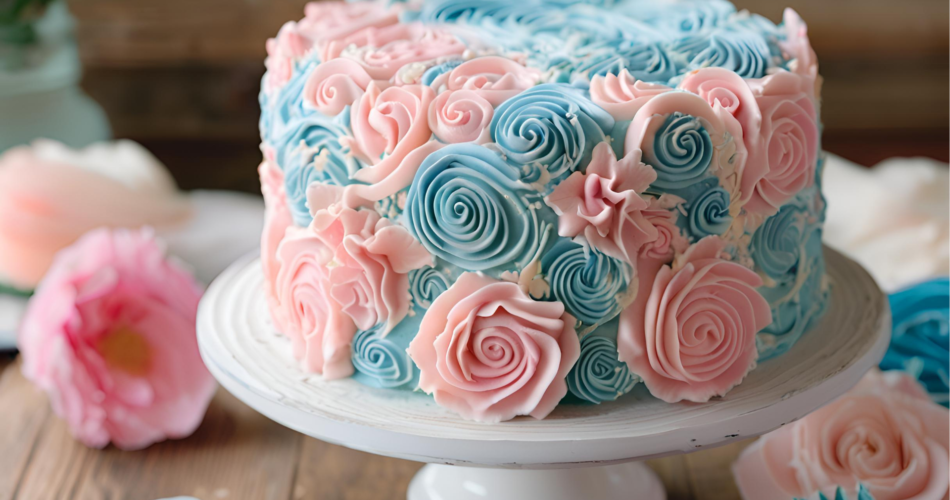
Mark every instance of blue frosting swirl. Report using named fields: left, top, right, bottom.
left=421, top=59, right=464, bottom=87
left=280, top=112, right=361, bottom=226
left=573, top=38, right=678, bottom=83
left=567, top=320, right=639, bottom=404
left=644, top=112, right=714, bottom=190
left=405, top=144, right=556, bottom=274
left=541, top=239, right=629, bottom=327
left=408, top=266, right=451, bottom=309
left=686, top=185, right=732, bottom=238
left=752, top=201, right=806, bottom=285
left=668, top=30, right=771, bottom=79
left=880, top=277, right=949, bottom=406
left=623, top=0, right=736, bottom=36
left=490, top=83, right=614, bottom=189
left=261, top=58, right=318, bottom=148
left=351, top=308, right=424, bottom=390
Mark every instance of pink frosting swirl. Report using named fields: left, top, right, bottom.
left=311, top=206, right=433, bottom=333
left=741, top=72, right=819, bottom=215
left=407, top=272, right=581, bottom=423
left=432, top=56, right=541, bottom=106
left=639, top=196, right=689, bottom=262
left=734, top=370, right=949, bottom=500
left=342, top=23, right=466, bottom=81
left=590, top=69, right=672, bottom=120
left=428, top=89, right=494, bottom=143
left=303, top=58, right=374, bottom=117
left=780, top=8, right=820, bottom=100
left=274, top=225, right=355, bottom=379
left=298, top=1, right=401, bottom=63
left=259, top=161, right=293, bottom=333
left=618, top=236, right=771, bottom=403
left=545, top=142, right=659, bottom=263
left=264, top=21, right=314, bottom=93
left=345, top=83, right=439, bottom=206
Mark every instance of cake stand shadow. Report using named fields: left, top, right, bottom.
left=197, top=247, right=890, bottom=500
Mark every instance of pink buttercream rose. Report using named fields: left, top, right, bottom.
left=0, top=140, right=191, bottom=290
left=259, top=161, right=293, bottom=333
left=430, top=56, right=541, bottom=106
left=407, top=273, right=581, bottom=423
left=741, top=71, right=820, bottom=215
left=780, top=8, right=821, bottom=100
left=734, top=370, right=950, bottom=500
left=428, top=89, right=494, bottom=144
left=311, top=205, right=433, bottom=334
left=590, top=69, right=671, bottom=120
left=341, top=23, right=466, bottom=81
left=545, top=142, right=659, bottom=263
left=639, top=195, right=689, bottom=262
left=343, top=82, right=441, bottom=207
left=618, top=236, right=771, bottom=403
left=18, top=228, right=214, bottom=450
left=274, top=225, right=355, bottom=378
left=264, top=21, right=314, bottom=93
left=303, top=58, right=375, bottom=117
left=298, top=1, right=401, bottom=62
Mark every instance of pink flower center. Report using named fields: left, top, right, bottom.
left=96, top=326, right=151, bottom=377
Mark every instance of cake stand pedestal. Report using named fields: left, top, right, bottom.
left=197, top=247, right=890, bottom=500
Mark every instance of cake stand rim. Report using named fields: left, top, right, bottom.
left=198, top=246, right=890, bottom=468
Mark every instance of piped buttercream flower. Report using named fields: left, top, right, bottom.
left=407, top=272, right=580, bottom=422
left=298, top=1, right=401, bottom=63
left=429, top=55, right=541, bottom=106
left=341, top=23, right=466, bottom=81
left=589, top=68, right=672, bottom=121
left=19, top=228, right=214, bottom=450
left=639, top=195, right=689, bottom=262
left=545, top=142, right=658, bottom=263
left=566, top=320, right=640, bottom=404
left=618, top=236, right=771, bottom=403
left=260, top=161, right=293, bottom=333
left=303, top=58, right=374, bottom=117
left=428, top=89, right=494, bottom=144
left=264, top=21, right=313, bottom=94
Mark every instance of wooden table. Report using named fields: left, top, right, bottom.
left=0, top=354, right=751, bottom=500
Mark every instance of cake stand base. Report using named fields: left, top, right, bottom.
left=407, top=462, right=664, bottom=500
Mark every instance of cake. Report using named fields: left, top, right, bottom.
left=257, top=0, right=829, bottom=422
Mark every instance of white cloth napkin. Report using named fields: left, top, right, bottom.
left=0, top=190, right=264, bottom=350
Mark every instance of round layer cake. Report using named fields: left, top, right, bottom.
left=257, top=0, right=828, bottom=422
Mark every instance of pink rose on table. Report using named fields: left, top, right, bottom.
left=18, top=228, right=214, bottom=450
left=311, top=205, right=433, bottom=334
left=428, top=89, right=494, bottom=144
left=430, top=56, right=541, bottom=106
left=733, top=370, right=949, bottom=500
left=0, top=139, right=191, bottom=291
left=407, top=273, right=580, bottom=423
left=590, top=69, right=671, bottom=120
left=259, top=161, right=293, bottom=333
left=741, top=71, right=819, bottom=215
left=618, top=236, right=771, bottom=403
left=545, top=142, right=659, bottom=263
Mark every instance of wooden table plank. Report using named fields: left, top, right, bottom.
left=292, top=439, right=422, bottom=500
left=0, top=356, right=52, bottom=500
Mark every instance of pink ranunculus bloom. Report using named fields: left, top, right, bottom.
left=310, top=205, right=433, bottom=334
left=430, top=55, right=542, bottom=106
left=741, top=71, right=820, bottom=216
left=407, top=273, right=581, bottom=423
left=428, top=89, right=494, bottom=144
left=264, top=21, right=314, bottom=93
left=618, top=236, right=771, bottom=403
left=545, top=142, right=659, bottom=263
left=733, top=370, right=950, bottom=500
left=0, top=140, right=191, bottom=291
left=259, top=161, right=293, bottom=333
left=589, top=68, right=672, bottom=121
left=302, top=58, right=375, bottom=117
left=18, top=228, right=214, bottom=450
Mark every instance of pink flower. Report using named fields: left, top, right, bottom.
left=618, top=236, right=771, bottom=403
left=341, top=23, right=466, bottom=81
left=733, top=370, right=949, bottom=500
left=430, top=56, right=541, bottom=106
left=545, top=142, right=659, bottom=263
left=298, top=1, right=401, bottom=63
left=344, top=82, right=441, bottom=207
left=18, top=228, right=214, bottom=450
left=407, top=273, right=580, bottom=423
left=741, top=72, right=820, bottom=215
left=264, top=21, right=314, bottom=93
left=590, top=69, right=671, bottom=120
left=302, top=58, right=374, bottom=117
left=311, top=206, right=433, bottom=334
left=639, top=196, right=689, bottom=262
left=274, top=225, right=355, bottom=379
left=428, top=89, right=494, bottom=144
left=0, top=140, right=191, bottom=290
left=259, top=161, right=293, bottom=333
left=780, top=9, right=820, bottom=100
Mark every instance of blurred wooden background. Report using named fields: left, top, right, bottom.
left=69, top=0, right=950, bottom=193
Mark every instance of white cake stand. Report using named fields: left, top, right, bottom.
left=197, top=247, right=890, bottom=500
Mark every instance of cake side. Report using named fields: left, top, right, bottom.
left=257, top=0, right=828, bottom=422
